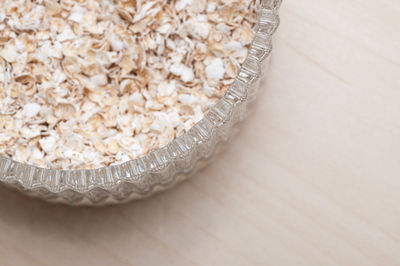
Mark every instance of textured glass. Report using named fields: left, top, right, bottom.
left=0, top=1, right=282, bottom=205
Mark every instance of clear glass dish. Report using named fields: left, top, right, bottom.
left=0, top=0, right=282, bottom=205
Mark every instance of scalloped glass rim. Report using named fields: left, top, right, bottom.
left=0, top=0, right=282, bottom=205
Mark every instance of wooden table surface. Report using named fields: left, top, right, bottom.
left=1, top=1, right=399, bottom=265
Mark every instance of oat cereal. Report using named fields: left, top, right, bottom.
left=0, top=0, right=259, bottom=169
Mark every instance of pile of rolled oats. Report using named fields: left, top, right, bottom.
left=0, top=0, right=259, bottom=169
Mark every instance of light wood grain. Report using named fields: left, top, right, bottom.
left=0, top=1, right=399, bottom=265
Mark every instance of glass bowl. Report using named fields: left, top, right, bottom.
left=0, top=0, right=282, bottom=205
